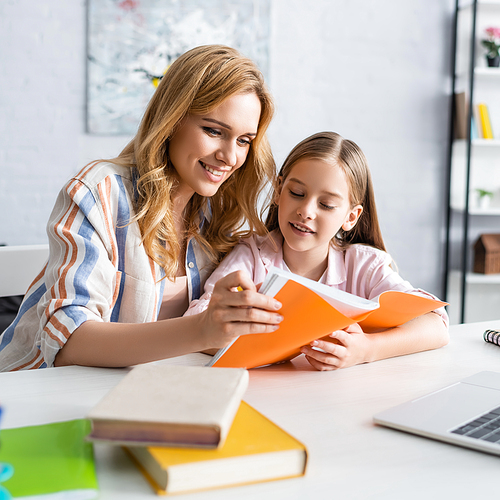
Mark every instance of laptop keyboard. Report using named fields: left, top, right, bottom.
left=451, top=405, right=500, bottom=443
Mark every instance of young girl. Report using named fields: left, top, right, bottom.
left=185, top=131, right=449, bottom=371
left=0, top=45, right=284, bottom=371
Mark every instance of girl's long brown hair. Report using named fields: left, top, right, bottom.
left=266, top=131, right=386, bottom=252
left=106, top=45, right=276, bottom=277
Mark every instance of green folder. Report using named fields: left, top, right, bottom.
left=0, top=419, right=98, bottom=499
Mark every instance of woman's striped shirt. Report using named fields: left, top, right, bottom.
left=0, top=162, right=214, bottom=371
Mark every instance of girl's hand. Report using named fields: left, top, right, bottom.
left=198, top=270, right=283, bottom=349
left=300, top=323, right=369, bottom=371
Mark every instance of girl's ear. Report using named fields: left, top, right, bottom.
left=274, top=176, right=284, bottom=204
left=342, top=205, right=363, bottom=231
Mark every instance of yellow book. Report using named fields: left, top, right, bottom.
left=478, top=103, right=494, bottom=139
left=125, top=401, right=308, bottom=495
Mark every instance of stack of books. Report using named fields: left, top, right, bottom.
left=86, top=364, right=307, bottom=495
left=454, top=93, right=495, bottom=140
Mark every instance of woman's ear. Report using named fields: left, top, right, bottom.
left=342, top=205, right=363, bottom=231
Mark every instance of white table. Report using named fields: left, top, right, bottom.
left=2, top=320, right=500, bottom=499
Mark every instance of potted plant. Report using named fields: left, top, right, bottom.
left=475, top=188, right=494, bottom=209
left=481, top=26, right=500, bottom=68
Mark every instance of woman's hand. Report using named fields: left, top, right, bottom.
left=300, top=323, right=368, bottom=371
left=197, top=270, right=283, bottom=350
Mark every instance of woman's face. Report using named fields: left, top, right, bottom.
left=168, top=92, right=262, bottom=204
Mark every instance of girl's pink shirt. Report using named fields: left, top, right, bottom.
left=184, top=230, right=449, bottom=327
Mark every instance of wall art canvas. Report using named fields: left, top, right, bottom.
left=87, top=0, right=270, bottom=135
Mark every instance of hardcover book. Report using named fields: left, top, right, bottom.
left=125, top=401, right=307, bottom=495
left=87, top=364, right=248, bottom=448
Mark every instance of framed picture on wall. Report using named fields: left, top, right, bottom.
left=86, top=0, right=271, bottom=135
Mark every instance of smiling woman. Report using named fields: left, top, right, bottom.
left=0, top=45, right=283, bottom=371
left=168, top=92, right=262, bottom=202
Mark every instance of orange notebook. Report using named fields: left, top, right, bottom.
left=210, top=267, right=446, bottom=369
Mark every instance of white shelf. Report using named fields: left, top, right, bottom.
left=472, top=139, right=500, bottom=146
left=450, top=270, right=500, bottom=284
left=469, top=207, right=500, bottom=215
left=459, top=0, right=500, bottom=9
left=467, top=272, right=500, bottom=284
left=451, top=202, right=500, bottom=214
left=456, top=68, right=500, bottom=80
left=475, top=67, right=500, bottom=77
left=451, top=206, right=500, bottom=215
left=453, top=139, right=500, bottom=147
left=448, top=1, right=500, bottom=323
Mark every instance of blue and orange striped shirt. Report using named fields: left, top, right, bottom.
left=0, top=162, right=215, bottom=371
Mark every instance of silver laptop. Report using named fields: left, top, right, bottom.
left=373, top=371, right=500, bottom=456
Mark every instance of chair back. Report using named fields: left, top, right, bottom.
left=0, top=245, right=49, bottom=297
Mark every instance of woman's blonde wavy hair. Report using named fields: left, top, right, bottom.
left=266, top=131, right=386, bottom=252
left=108, top=45, right=275, bottom=277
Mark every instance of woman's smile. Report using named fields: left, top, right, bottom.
left=199, top=161, right=231, bottom=179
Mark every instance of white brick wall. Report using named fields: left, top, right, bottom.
left=0, top=0, right=128, bottom=244
left=0, top=0, right=454, bottom=296
left=269, top=0, right=454, bottom=296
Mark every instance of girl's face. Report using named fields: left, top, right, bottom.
left=168, top=92, right=261, bottom=205
left=277, top=158, right=362, bottom=273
